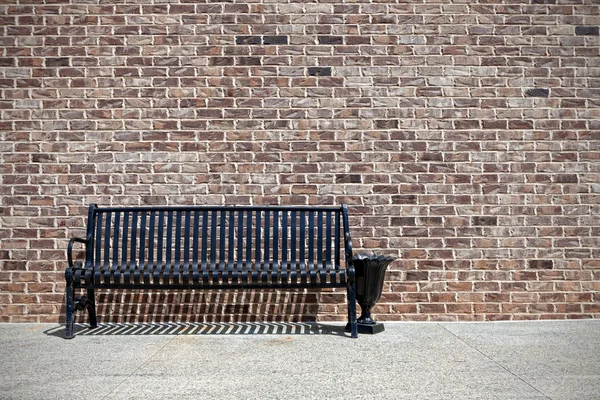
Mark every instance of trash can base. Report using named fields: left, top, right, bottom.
left=345, top=322, right=385, bottom=334
left=357, top=322, right=385, bottom=334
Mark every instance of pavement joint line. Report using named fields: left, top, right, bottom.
left=437, top=323, right=553, bottom=400
left=99, top=334, right=178, bottom=400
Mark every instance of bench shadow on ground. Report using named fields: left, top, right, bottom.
left=44, top=321, right=348, bottom=338
left=49, top=288, right=351, bottom=338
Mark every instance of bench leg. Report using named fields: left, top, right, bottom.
left=347, top=280, right=358, bottom=338
left=65, top=272, right=75, bottom=339
left=86, top=289, right=98, bottom=329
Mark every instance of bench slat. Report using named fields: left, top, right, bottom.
left=116, top=211, right=129, bottom=284
left=163, top=211, right=173, bottom=284
left=192, top=210, right=200, bottom=284
left=236, top=210, right=243, bottom=281
left=270, top=210, right=279, bottom=283
left=299, top=211, right=306, bottom=285
left=155, top=211, right=165, bottom=282
left=311, top=211, right=318, bottom=284
left=183, top=210, right=191, bottom=284
left=317, top=211, right=323, bottom=270
left=209, top=210, right=217, bottom=274
left=272, top=211, right=279, bottom=271
left=255, top=210, right=261, bottom=276
left=94, top=212, right=102, bottom=270
left=102, top=212, right=111, bottom=277
left=173, top=210, right=182, bottom=284
left=264, top=210, right=270, bottom=271
left=130, top=212, right=138, bottom=270
left=308, top=211, right=314, bottom=272
left=335, top=211, right=340, bottom=271
left=245, top=210, right=252, bottom=275
left=147, top=211, right=156, bottom=284
left=201, top=210, right=208, bottom=273
left=326, top=211, right=332, bottom=270
left=227, top=211, right=234, bottom=274
left=137, top=211, right=147, bottom=285
left=281, top=211, right=288, bottom=274
left=110, top=212, right=120, bottom=284
left=92, top=212, right=102, bottom=285
left=167, top=211, right=172, bottom=277
left=218, top=210, right=226, bottom=275
left=290, top=211, right=296, bottom=283
left=125, top=211, right=138, bottom=285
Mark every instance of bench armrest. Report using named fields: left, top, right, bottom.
left=68, top=237, right=88, bottom=268
left=341, top=204, right=355, bottom=280
left=344, top=230, right=355, bottom=279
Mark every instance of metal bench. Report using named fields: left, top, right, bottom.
left=65, top=204, right=358, bottom=338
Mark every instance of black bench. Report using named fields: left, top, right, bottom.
left=65, top=204, right=358, bottom=338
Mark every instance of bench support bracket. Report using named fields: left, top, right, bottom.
left=65, top=268, right=98, bottom=339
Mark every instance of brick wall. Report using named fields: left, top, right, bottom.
left=1, top=1, right=599, bottom=323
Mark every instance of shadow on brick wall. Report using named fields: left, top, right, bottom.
left=55, top=288, right=343, bottom=324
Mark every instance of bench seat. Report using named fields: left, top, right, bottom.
left=72, top=265, right=347, bottom=289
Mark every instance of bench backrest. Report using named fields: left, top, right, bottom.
left=81, top=204, right=351, bottom=272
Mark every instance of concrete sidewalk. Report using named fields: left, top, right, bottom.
left=0, top=320, right=599, bottom=399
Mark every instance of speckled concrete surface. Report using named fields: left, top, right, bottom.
left=1, top=320, right=598, bottom=399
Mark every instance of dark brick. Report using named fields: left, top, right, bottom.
left=263, top=36, right=288, bottom=45
left=555, top=174, right=578, bottom=183
left=392, top=195, right=417, bottom=204
left=46, top=58, right=70, bottom=67
left=370, top=181, right=396, bottom=192
left=472, top=216, right=498, bottom=226
left=307, top=67, right=332, bottom=76
left=406, top=271, right=428, bottom=281
left=508, top=120, right=533, bottom=129
left=391, top=217, right=416, bottom=226
left=529, top=260, right=554, bottom=269
left=153, top=57, right=179, bottom=66
left=375, top=119, right=399, bottom=129
left=346, top=36, right=371, bottom=45
left=335, top=174, right=361, bottom=184
left=2, top=261, right=27, bottom=270
left=525, top=88, right=549, bottom=97
left=209, top=57, right=234, bottom=66
left=454, top=120, right=481, bottom=129
left=318, top=36, right=344, bottom=45
left=236, top=36, right=261, bottom=45
left=418, top=217, right=443, bottom=226
left=97, top=99, right=124, bottom=108
left=417, top=87, right=443, bottom=97
left=575, top=26, right=599, bottom=36
left=236, top=57, right=261, bottom=66
left=522, top=26, right=547, bottom=36
left=419, top=152, right=443, bottom=162
left=0, top=58, right=15, bottom=67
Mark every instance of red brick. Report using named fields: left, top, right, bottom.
left=419, top=304, right=446, bottom=314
